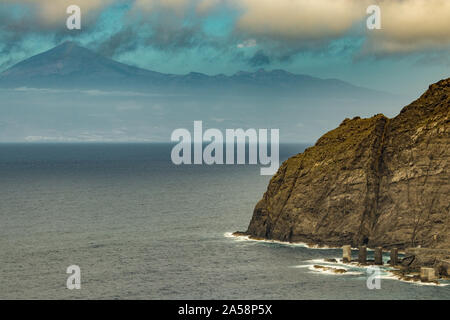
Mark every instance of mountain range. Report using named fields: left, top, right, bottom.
left=0, top=41, right=406, bottom=143
left=0, top=41, right=382, bottom=98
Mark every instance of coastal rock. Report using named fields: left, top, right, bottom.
left=437, top=260, right=450, bottom=276
left=313, top=265, right=347, bottom=274
left=243, top=78, right=450, bottom=250
left=403, top=248, right=450, bottom=274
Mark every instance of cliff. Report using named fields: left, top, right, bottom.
left=241, top=78, right=449, bottom=250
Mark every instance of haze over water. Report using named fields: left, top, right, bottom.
left=1, top=143, right=448, bottom=299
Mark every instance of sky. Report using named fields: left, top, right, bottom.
left=1, top=0, right=450, bottom=96
left=0, top=0, right=449, bottom=143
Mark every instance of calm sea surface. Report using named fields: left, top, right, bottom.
left=0, top=143, right=449, bottom=299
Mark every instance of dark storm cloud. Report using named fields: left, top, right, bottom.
left=95, top=27, right=138, bottom=57
left=248, top=50, right=270, bottom=67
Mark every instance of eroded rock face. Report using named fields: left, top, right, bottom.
left=244, top=79, right=449, bottom=249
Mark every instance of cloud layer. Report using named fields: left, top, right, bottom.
left=234, top=0, right=364, bottom=40
left=7, top=0, right=113, bottom=25
left=1, top=0, right=450, bottom=70
left=366, top=0, right=450, bottom=55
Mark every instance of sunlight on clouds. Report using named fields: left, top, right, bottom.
left=233, top=0, right=450, bottom=54
left=196, top=0, right=222, bottom=14
left=1, top=0, right=450, bottom=58
left=233, top=0, right=366, bottom=40
left=6, top=0, right=113, bottom=25
left=365, top=0, right=450, bottom=55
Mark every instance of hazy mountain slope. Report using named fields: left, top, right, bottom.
left=0, top=41, right=166, bottom=89
left=0, top=42, right=386, bottom=98
left=0, top=42, right=406, bottom=143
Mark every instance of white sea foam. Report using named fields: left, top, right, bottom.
left=290, top=264, right=311, bottom=269
left=224, top=232, right=334, bottom=249
left=304, top=258, right=341, bottom=264
left=304, top=258, right=449, bottom=286
left=225, top=232, right=449, bottom=287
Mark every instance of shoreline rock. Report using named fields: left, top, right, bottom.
left=229, top=232, right=450, bottom=284
left=238, top=78, right=450, bottom=272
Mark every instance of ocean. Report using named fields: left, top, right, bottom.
left=0, top=143, right=448, bottom=299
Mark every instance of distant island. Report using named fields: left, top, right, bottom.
left=0, top=41, right=405, bottom=145
left=0, top=41, right=386, bottom=99
left=236, top=78, right=450, bottom=278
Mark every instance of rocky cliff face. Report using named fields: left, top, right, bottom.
left=243, top=78, right=449, bottom=250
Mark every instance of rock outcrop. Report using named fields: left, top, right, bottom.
left=402, top=248, right=450, bottom=272
left=241, top=78, right=449, bottom=250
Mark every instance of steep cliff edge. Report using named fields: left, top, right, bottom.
left=241, top=78, right=449, bottom=250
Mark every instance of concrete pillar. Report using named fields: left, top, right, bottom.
left=358, top=246, right=367, bottom=264
left=420, top=267, right=437, bottom=282
left=342, top=245, right=352, bottom=263
left=374, top=247, right=383, bottom=265
left=390, top=248, right=398, bottom=266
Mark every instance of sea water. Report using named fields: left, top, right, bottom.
left=0, top=143, right=448, bottom=299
